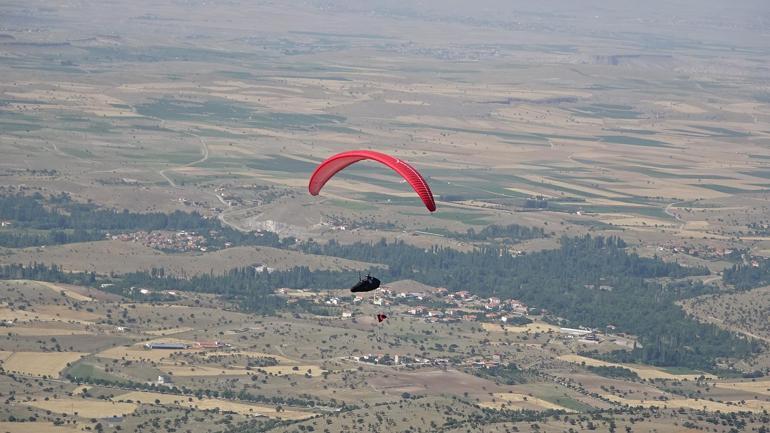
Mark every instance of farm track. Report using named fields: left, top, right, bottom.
left=664, top=200, right=687, bottom=230
left=158, top=132, right=209, bottom=189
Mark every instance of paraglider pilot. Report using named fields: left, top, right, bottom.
left=350, top=273, right=380, bottom=293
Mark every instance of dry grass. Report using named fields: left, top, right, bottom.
left=482, top=321, right=561, bottom=334
left=0, top=421, right=84, bottom=433
left=480, top=393, right=575, bottom=412
left=0, top=306, right=98, bottom=324
left=32, top=280, right=95, bottom=302
left=255, top=365, right=324, bottom=377
left=1, top=280, right=95, bottom=302
left=199, top=351, right=296, bottom=364
left=3, top=327, right=93, bottom=337
left=597, top=214, right=676, bottom=228
left=24, top=398, right=137, bottom=418
left=517, top=175, right=628, bottom=198
left=35, top=305, right=102, bottom=321
left=161, top=365, right=253, bottom=377
left=713, top=380, right=770, bottom=396
left=96, top=345, right=193, bottom=362
left=0, top=242, right=373, bottom=277
left=161, top=359, right=325, bottom=378
left=651, top=101, right=707, bottom=114
left=557, top=354, right=715, bottom=380
left=144, top=327, right=195, bottom=336
left=72, top=385, right=91, bottom=394
left=2, top=352, right=85, bottom=377
left=605, top=394, right=770, bottom=413
left=115, top=391, right=315, bottom=419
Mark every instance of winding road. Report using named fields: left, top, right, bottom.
left=158, top=132, right=209, bottom=189
left=664, top=200, right=687, bottom=230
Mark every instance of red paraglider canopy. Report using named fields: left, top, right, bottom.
left=376, top=313, right=388, bottom=323
left=308, top=150, right=436, bottom=212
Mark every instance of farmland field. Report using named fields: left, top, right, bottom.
left=23, top=399, right=138, bottom=418
left=1, top=352, right=85, bottom=377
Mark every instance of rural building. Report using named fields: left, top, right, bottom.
left=559, top=327, right=593, bottom=337
left=254, top=264, right=275, bottom=273
left=145, top=342, right=188, bottom=350
left=157, top=374, right=173, bottom=385
left=407, top=307, right=426, bottom=316
left=485, top=297, right=501, bottom=309
left=582, top=333, right=601, bottom=342
left=193, top=340, right=226, bottom=349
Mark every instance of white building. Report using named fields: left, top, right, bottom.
left=559, top=327, right=593, bottom=337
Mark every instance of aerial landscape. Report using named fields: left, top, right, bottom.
left=1, top=0, right=770, bottom=432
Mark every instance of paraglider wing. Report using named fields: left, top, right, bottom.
left=376, top=314, right=388, bottom=323
left=308, top=150, right=436, bottom=212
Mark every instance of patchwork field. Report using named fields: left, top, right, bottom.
left=115, top=391, right=315, bottom=420
left=1, top=352, right=85, bottom=377
left=480, top=392, right=576, bottom=412
left=482, top=321, right=562, bottom=334
left=0, top=422, right=83, bottom=433
left=557, top=354, right=716, bottom=381
left=1, top=0, right=769, bottom=432
left=604, top=394, right=770, bottom=413
left=2, top=327, right=93, bottom=337
left=1, top=242, right=374, bottom=276
left=24, top=399, right=138, bottom=418
left=713, top=379, right=770, bottom=396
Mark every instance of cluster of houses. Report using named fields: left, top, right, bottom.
left=354, top=352, right=507, bottom=369
left=657, top=243, right=769, bottom=267
left=309, top=286, right=531, bottom=325
left=213, top=187, right=243, bottom=207
left=658, top=244, right=742, bottom=261
left=465, top=354, right=504, bottom=369
left=354, top=353, right=444, bottom=367
left=277, top=286, right=640, bottom=348
left=177, top=197, right=210, bottom=208
left=110, top=230, right=214, bottom=252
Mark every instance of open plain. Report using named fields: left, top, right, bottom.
left=1, top=0, right=770, bottom=432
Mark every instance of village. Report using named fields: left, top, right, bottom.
left=109, top=230, right=218, bottom=252
left=655, top=243, right=746, bottom=262
left=305, top=285, right=533, bottom=325
left=276, top=284, right=637, bottom=370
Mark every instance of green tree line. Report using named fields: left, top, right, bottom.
left=723, top=259, right=770, bottom=289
